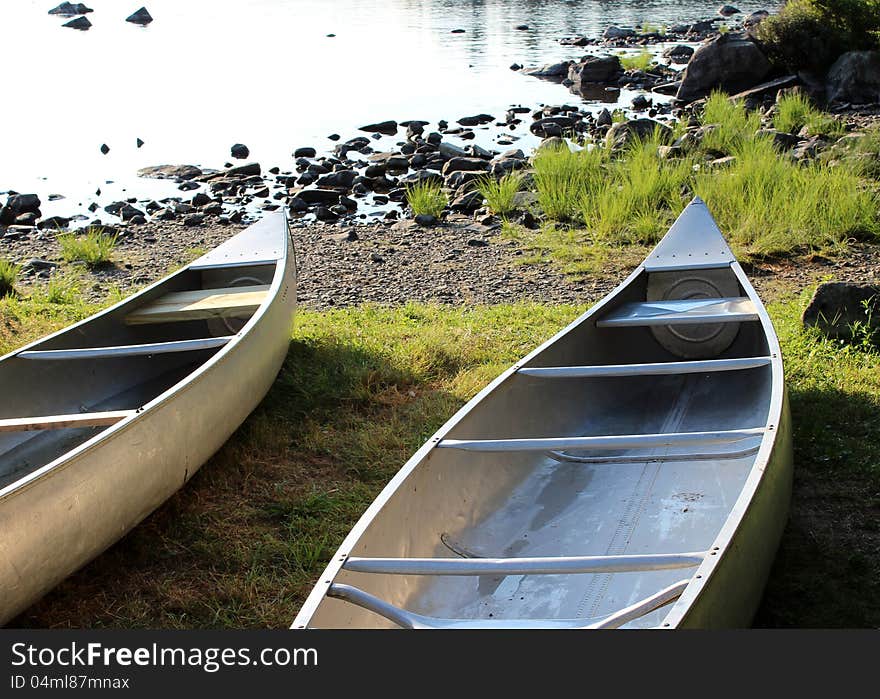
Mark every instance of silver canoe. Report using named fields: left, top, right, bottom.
left=293, top=197, right=792, bottom=629
left=0, top=212, right=296, bottom=624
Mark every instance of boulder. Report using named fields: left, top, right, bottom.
left=802, top=282, right=880, bottom=340
left=0, top=193, right=41, bottom=224
left=826, top=51, right=880, bottom=105
left=663, top=44, right=694, bottom=64
left=676, top=33, right=771, bottom=103
left=530, top=116, right=576, bottom=138
left=605, top=119, right=673, bottom=150
left=568, top=55, right=622, bottom=89
left=126, top=7, right=153, bottom=25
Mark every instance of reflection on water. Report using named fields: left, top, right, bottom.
left=0, top=0, right=777, bottom=210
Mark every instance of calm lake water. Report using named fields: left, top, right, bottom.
left=1, top=0, right=776, bottom=216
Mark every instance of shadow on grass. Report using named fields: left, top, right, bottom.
left=754, top=385, right=880, bottom=628
left=12, top=338, right=461, bottom=629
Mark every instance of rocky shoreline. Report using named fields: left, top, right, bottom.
left=3, top=5, right=880, bottom=314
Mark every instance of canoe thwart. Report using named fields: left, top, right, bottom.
left=517, top=356, right=771, bottom=379
left=124, top=285, right=270, bottom=326
left=596, top=297, right=758, bottom=328
left=437, top=428, right=765, bottom=453
left=342, top=552, right=706, bottom=576
left=326, top=580, right=690, bottom=629
left=0, top=410, right=134, bottom=433
left=18, top=337, right=234, bottom=361
left=547, top=444, right=762, bottom=464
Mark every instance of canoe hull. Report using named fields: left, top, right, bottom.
left=0, top=230, right=296, bottom=625
left=677, top=391, right=792, bottom=627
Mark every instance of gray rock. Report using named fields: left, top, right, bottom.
left=596, top=108, right=613, bottom=126
left=522, top=62, right=572, bottom=79
left=414, top=214, right=438, bottom=227
left=296, top=189, right=340, bottom=205
left=568, top=55, right=622, bottom=88
left=663, top=44, right=694, bottom=63
left=294, top=147, right=317, bottom=158
left=530, top=116, right=576, bottom=138
left=605, top=119, right=673, bottom=150
left=359, top=120, right=398, bottom=136
left=457, top=114, right=495, bottom=126
left=316, top=170, right=357, bottom=189
left=603, top=26, right=636, bottom=39
left=230, top=143, right=249, bottom=159
left=191, top=192, right=212, bottom=207
left=184, top=214, right=205, bottom=226
left=137, top=164, right=202, bottom=180
left=441, top=157, right=491, bottom=175
left=126, top=7, right=153, bottom=25
left=36, top=215, right=71, bottom=230
left=49, top=3, right=94, bottom=16
left=450, top=190, right=484, bottom=213
left=718, top=5, right=740, bottom=16
left=676, top=33, right=771, bottom=103
left=62, top=16, right=91, bottom=29
left=803, top=282, right=880, bottom=340
left=826, top=51, right=880, bottom=105
left=23, top=258, right=58, bottom=272
left=439, top=142, right=469, bottom=159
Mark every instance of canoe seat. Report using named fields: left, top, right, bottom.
left=125, top=285, right=269, bottom=326
left=18, top=337, right=233, bottom=361
left=596, top=297, right=758, bottom=328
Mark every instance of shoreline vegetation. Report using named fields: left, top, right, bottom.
left=2, top=2, right=880, bottom=628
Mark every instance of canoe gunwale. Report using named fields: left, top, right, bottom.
left=0, top=213, right=292, bottom=503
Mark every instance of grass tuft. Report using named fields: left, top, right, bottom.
left=405, top=181, right=447, bottom=218
left=0, top=259, right=20, bottom=297
left=774, top=92, right=846, bottom=136
left=57, top=227, right=119, bottom=266
left=476, top=172, right=524, bottom=217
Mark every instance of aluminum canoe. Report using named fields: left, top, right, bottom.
left=0, top=212, right=297, bottom=624
left=293, top=197, right=792, bottom=629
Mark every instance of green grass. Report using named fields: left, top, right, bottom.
left=695, top=137, right=878, bottom=255
left=476, top=172, right=524, bottom=217
left=0, top=258, right=20, bottom=297
left=9, top=293, right=879, bottom=628
left=532, top=143, right=605, bottom=222
left=0, top=288, right=98, bottom=356
left=699, top=92, right=763, bottom=155
left=774, top=92, right=846, bottom=136
left=617, top=49, right=653, bottom=71
left=513, top=93, right=879, bottom=265
left=405, top=181, right=447, bottom=218
left=57, top=227, right=119, bottom=266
